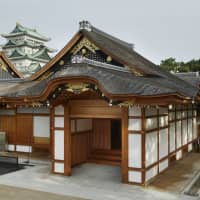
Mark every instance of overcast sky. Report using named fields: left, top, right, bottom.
left=0, top=0, right=200, bottom=64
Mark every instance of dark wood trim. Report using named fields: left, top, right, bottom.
left=141, top=107, right=146, bottom=184
left=122, top=107, right=128, bottom=183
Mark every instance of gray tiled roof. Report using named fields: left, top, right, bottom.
left=0, top=63, right=198, bottom=98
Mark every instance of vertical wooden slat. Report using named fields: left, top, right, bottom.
left=141, top=107, right=146, bottom=184
left=121, top=107, right=128, bottom=183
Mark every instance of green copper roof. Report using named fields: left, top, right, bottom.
left=2, top=40, right=56, bottom=52
left=8, top=48, right=51, bottom=63
left=1, top=23, right=50, bottom=41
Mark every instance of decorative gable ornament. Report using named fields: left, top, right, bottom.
left=79, top=21, right=92, bottom=32
left=71, top=37, right=99, bottom=55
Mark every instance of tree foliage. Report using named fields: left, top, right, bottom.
left=160, top=57, right=200, bottom=72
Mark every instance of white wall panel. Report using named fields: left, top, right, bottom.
left=128, top=171, right=142, bottom=183
left=145, top=108, right=157, bottom=116
left=159, top=116, right=168, bottom=127
left=7, top=144, right=15, bottom=151
left=146, top=118, right=158, bottom=130
left=188, top=119, right=193, bottom=142
left=54, top=105, right=64, bottom=115
left=16, top=145, right=32, bottom=152
left=169, top=112, right=175, bottom=121
left=146, top=165, right=158, bottom=182
left=193, top=118, right=197, bottom=139
left=159, top=129, right=168, bottom=159
left=54, top=162, right=64, bottom=173
left=188, top=143, right=193, bottom=152
left=33, top=116, right=50, bottom=137
left=128, top=107, right=141, bottom=117
left=159, top=107, right=168, bottom=115
left=128, top=119, right=141, bottom=131
left=146, top=131, right=157, bottom=167
left=55, top=117, right=64, bottom=128
left=176, top=121, right=182, bottom=148
left=177, top=111, right=182, bottom=120
left=176, top=150, right=182, bottom=160
left=159, top=159, right=168, bottom=173
left=128, top=134, right=141, bottom=168
left=54, top=130, right=64, bottom=160
left=182, top=120, right=187, bottom=145
left=170, top=122, right=175, bottom=152
left=76, top=119, right=92, bottom=132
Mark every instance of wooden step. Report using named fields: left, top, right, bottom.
left=89, top=154, right=121, bottom=162
left=87, top=158, right=121, bottom=166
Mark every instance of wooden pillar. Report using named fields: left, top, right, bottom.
left=64, top=103, right=71, bottom=176
left=141, top=107, right=146, bottom=185
left=121, top=107, right=128, bottom=183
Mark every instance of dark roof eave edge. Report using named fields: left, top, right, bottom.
left=0, top=76, right=195, bottom=104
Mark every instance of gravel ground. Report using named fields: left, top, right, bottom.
left=0, top=184, right=87, bottom=200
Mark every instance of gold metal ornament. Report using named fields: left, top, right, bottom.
left=59, top=60, right=65, bottom=66
left=106, top=56, right=112, bottom=62
left=71, top=37, right=99, bottom=55
left=65, top=83, right=90, bottom=94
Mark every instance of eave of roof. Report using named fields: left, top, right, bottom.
left=0, top=52, right=24, bottom=78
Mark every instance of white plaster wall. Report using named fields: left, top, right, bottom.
left=170, top=122, right=176, bottom=152
left=7, top=144, right=15, bottom=151
left=54, top=130, right=64, bottom=160
left=128, top=119, right=141, bottom=131
left=128, top=171, right=142, bottom=183
left=159, top=116, right=168, bottom=127
left=54, top=105, right=64, bottom=115
left=76, top=119, right=92, bottom=132
left=188, top=119, right=193, bottom=142
left=33, top=116, right=50, bottom=137
left=177, top=111, right=182, bottom=120
left=182, top=120, right=188, bottom=145
left=128, top=134, right=141, bottom=168
left=146, top=165, right=158, bottom=182
left=128, top=107, right=141, bottom=117
left=159, top=128, right=168, bottom=159
left=54, top=162, right=64, bottom=173
left=193, top=118, right=197, bottom=139
left=146, top=118, right=158, bottom=130
left=176, top=150, right=182, bottom=160
left=145, top=108, right=157, bottom=116
left=159, top=159, right=168, bottom=173
left=188, top=143, right=193, bottom=152
left=16, top=145, right=32, bottom=153
left=169, top=112, right=175, bottom=121
left=159, top=107, right=168, bottom=115
left=54, top=117, right=64, bottom=128
left=176, top=121, right=182, bottom=148
left=145, top=131, right=157, bottom=167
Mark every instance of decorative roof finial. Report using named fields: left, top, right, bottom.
left=79, top=20, right=92, bottom=32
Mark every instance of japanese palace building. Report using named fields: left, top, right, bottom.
left=1, top=23, right=56, bottom=77
left=0, top=20, right=199, bottom=185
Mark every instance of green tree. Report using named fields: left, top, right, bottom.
left=160, top=57, right=178, bottom=72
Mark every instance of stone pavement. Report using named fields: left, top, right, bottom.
left=0, top=162, right=197, bottom=200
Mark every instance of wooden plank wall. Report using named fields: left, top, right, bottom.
left=92, top=119, right=111, bottom=150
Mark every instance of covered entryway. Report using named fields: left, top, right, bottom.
left=51, top=99, right=128, bottom=182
